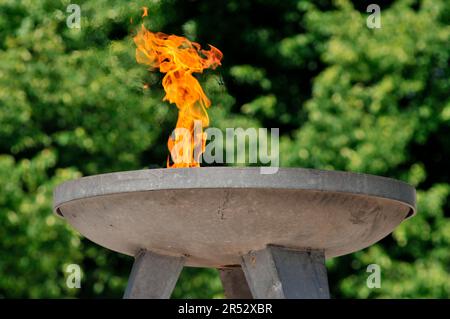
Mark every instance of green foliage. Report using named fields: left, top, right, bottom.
left=0, top=0, right=448, bottom=298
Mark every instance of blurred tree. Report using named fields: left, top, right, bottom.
left=0, top=0, right=448, bottom=298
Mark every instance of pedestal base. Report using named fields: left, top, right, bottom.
left=219, top=267, right=253, bottom=299
left=123, top=250, right=184, bottom=299
left=241, top=246, right=329, bottom=299
left=124, top=246, right=329, bottom=299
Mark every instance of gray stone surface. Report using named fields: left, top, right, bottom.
left=241, top=246, right=330, bottom=299
left=54, top=167, right=416, bottom=212
left=53, top=167, right=416, bottom=267
left=123, top=250, right=184, bottom=299
left=219, top=267, right=253, bottom=299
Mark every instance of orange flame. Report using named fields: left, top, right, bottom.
left=133, top=25, right=223, bottom=167
left=141, top=7, right=148, bottom=18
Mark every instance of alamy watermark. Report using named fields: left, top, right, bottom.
left=170, top=121, right=279, bottom=174
left=66, top=264, right=82, bottom=289
left=366, top=4, right=381, bottom=29
left=366, top=264, right=381, bottom=288
left=66, top=4, right=81, bottom=29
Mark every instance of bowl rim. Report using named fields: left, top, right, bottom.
left=53, top=167, right=416, bottom=219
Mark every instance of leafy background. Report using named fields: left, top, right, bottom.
left=0, top=0, right=449, bottom=298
